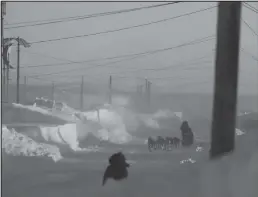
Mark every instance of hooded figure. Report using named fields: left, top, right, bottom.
left=180, top=121, right=194, bottom=147
left=102, top=152, right=130, bottom=186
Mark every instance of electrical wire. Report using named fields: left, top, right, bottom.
left=241, top=47, right=258, bottom=62
left=24, top=5, right=217, bottom=45
left=241, top=17, right=258, bottom=37
left=28, top=54, right=149, bottom=77
left=22, top=35, right=214, bottom=69
left=109, top=52, right=214, bottom=75
left=5, top=2, right=181, bottom=29
left=20, top=50, right=101, bottom=69
left=243, top=2, right=258, bottom=14
left=27, top=35, right=215, bottom=77
left=28, top=53, right=213, bottom=82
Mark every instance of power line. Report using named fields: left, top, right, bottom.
left=22, top=35, right=214, bottom=69
left=28, top=54, right=151, bottom=77
left=150, top=78, right=213, bottom=93
left=5, top=2, right=181, bottom=29
left=243, top=2, right=258, bottom=14
left=110, top=60, right=212, bottom=77
left=115, top=64, right=213, bottom=81
left=27, top=75, right=99, bottom=86
left=20, top=50, right=139, bottom=68
left=28, top=37, right=215, bottom=80
left=241, top=47, right=258, bottom=62
left=28, top=60, right=213, bottom=85
left=108, top=60, right=213, bottom=83
left=110, top=51, right=214, bottom=75
left=29, top=71, right=214, bottom=93
left=6, top=2, right=179, bottom=26
left=27, top=35, right=215, bottom=77
left=27, top=76, right=76, bottom=94
left=45, top=47, right=256, bottom=81
left=27, top=75, right=102, bottom=88
left=22, top=50, right=75, bottom=62
left=21, top=50, right=101, bottom=69
left=241, top=17, right=258, bottom=36
left=28, top=75, right=55, bottom=83
left=28, top=52, right=214, bottom=82
left=26, top=5, right=217, bottom=45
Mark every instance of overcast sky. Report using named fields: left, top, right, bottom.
left=4, top=1, right=258, bottom=95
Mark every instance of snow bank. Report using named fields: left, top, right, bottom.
left=2, top=125, right=63, bottom=162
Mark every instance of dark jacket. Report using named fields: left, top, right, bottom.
left=180, top=121, right=194, bottom=147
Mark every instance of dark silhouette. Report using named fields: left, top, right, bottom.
left=164, top=137, right=180, bottom=148
left=180, top=121, right=194, bottom=147
left=148, top=136, right=181, bottom=151
left=172, top=137, right=181, bottom=148
left=147, top=136, right=166, bottom=151
left=102, top=152, right=130, bottom=186
left=33, top=97, right=54, bottom=109
left=147, top=137, right=156, bottom=151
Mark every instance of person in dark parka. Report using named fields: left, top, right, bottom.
left=180, top=121, right=194, bottom=147
left=102, top=152, right=130, bottom=186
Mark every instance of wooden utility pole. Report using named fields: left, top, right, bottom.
left=6, top=53, right=9, bottom=101
left=24, top=76, right=27, bottom=104
left=16, top=37, right=20, bottom=103
left=148, top=81, right=151, bottom=106
left=145, top=78, right=148, bottom=101
left=145, top=78, right=148, bottom=91
left=109, top=75, right=112, bottom=104
left=80, top=76, right=84, bottom=110
left=257, top=13, right=258, bottom=79
left=1, top=2, right=6, bottom=101
left=210, top=2, right=242, bottom=159
left=51, top=82, right=55, bottom=101
left=145, top=78, right=151, bottom=107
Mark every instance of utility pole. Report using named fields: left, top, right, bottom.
left=210, top=2, right=241, bottom=159
left=6, top=53, right=10, bottom=101
left=148, top=80, right=151, bottom=106
left=136, top=84, right=143, bottom=105
left=145, top=78, right=151, bottom=107
left=1, top=2, right=6, bottom=102
left=145, top=78, right=148, bottom=101
left=80, top=76, right=84, bottom=110
left=24, top=76, right=27, bottom=104
left=109, top=75, right=112, bottom=104
left=51, top=82, right=55, bottom=101
left=257, top=11, right=258, bottom=92
left=16, top=37, right=20, bottom=103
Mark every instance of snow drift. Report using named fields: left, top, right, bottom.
left=4, top=101, right=185, bottom=150
left=2, top=125, right=63, bottom=162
